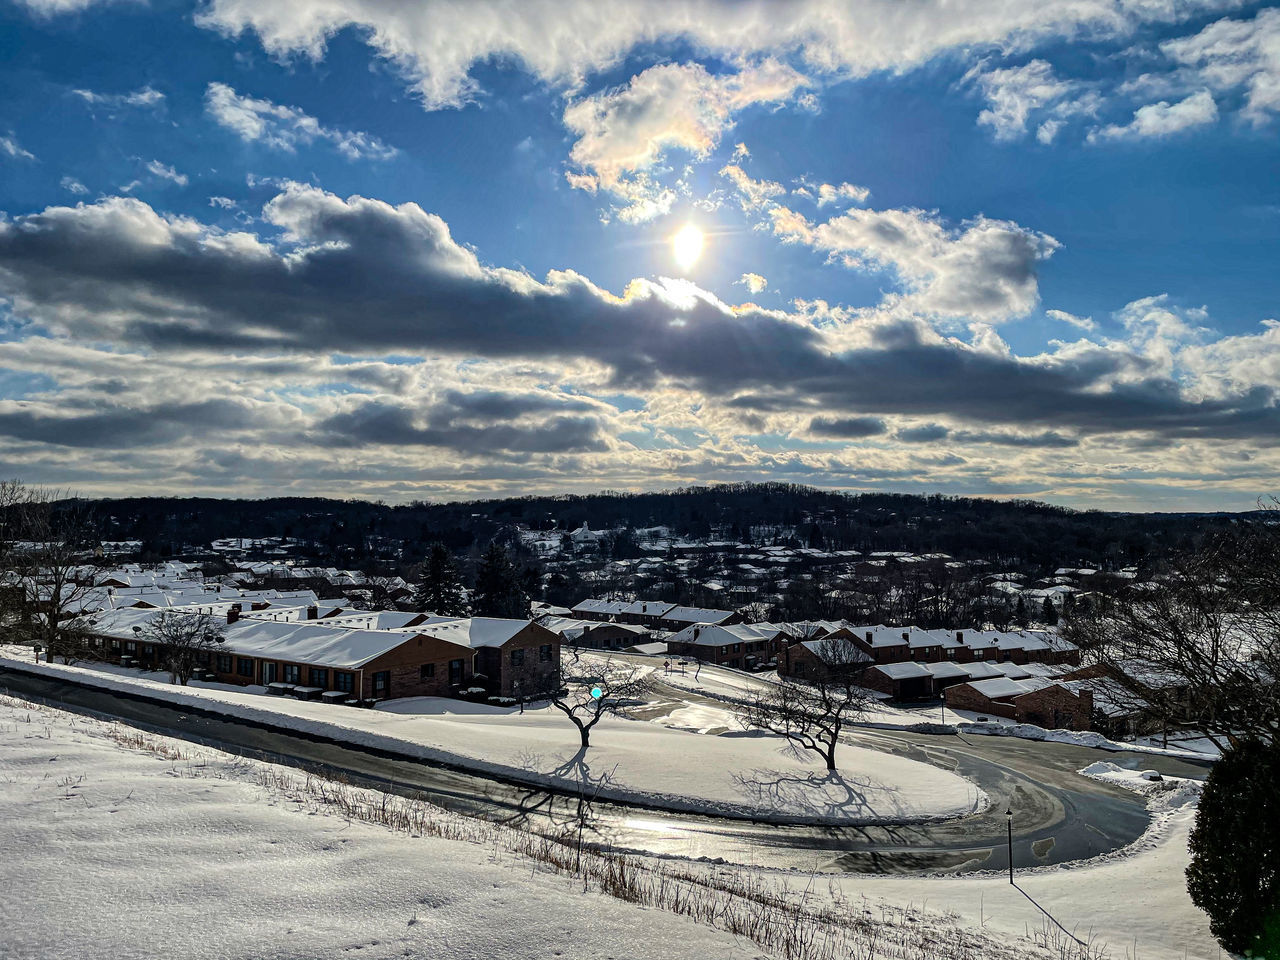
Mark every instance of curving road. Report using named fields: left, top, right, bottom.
left=0, top=663, right=1211, bottom=875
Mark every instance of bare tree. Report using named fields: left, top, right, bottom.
left=1062, top=518, right=1279, bottom=752
left=737, top=635, right=872, bottom=772
left=0, top=482, right=98, bottom=664
left=549, top=656, right=652, bottom=752
left=138, top=610, right=226, bottom=685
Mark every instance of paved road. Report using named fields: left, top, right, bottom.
left=0, top=664, right=1211, bottom=874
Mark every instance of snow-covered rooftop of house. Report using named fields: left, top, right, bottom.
left=965, top=676, right=1058, bottom=700
left=922, top=661, right=972, bottom=679
left=870, top=661, right=934, bottom=680
left=662, top=605, right=734, bottom=625
left=410, top=617, right=538, bottom=650
left=667, top=622, right=775, bottom=646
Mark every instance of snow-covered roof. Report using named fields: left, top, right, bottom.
left=922, top=661, right=972, bottom=679
left=668, top=622, right=776, bottom=647
left=410, top=617, right=541, bottom=650
left=964, top=676, right=1057, bottom=700
left=662, top=605, right=735, bottom=625
left=870, top=661, right=934, bottom=680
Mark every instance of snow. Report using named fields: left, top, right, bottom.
left=0, top=650, right=984, bottom=826
left=0, top=695, right=769, bottom=960
left=783, top=763, right=1217, bottom=960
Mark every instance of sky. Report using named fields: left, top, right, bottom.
left=1, top=0, right=1279, bottom=511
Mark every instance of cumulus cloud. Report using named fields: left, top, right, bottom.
left=967, top=59, right=1101, bottom=142
left=204, top=82, right=398, bottom=161
left=770, top=204, right=1060, bottom=321
left=0, top=186, right=1276, bottom=456
left=563, top=61, right=807, bottom=222
left=1161, top=7, right=1280, bottom=124
left=196, top=0, right=1238, bottom=110
left=1090, top=88, right=1218, bottom=139
left=719, top=163, right=787, bottom=211
left=738, top=272, right=768, bottom=294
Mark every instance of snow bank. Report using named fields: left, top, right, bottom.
left=0, top=651, right=985, bottom=827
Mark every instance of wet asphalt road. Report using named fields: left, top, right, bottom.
left=0, top=664, right=1211, bottom=874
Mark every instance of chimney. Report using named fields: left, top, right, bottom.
left=693, top=626, right=701, bottom=640
left=902, top=631, right=910, bottom=641
left=956, top=631, right=964, bottom=642
left=226, top=604, right=241, bottom=625
left=306, top=604, right=318, bottom=620
left=865, top=631, right=872, bottom=642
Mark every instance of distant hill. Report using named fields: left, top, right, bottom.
left=77, top=482, right=1260, bottom=569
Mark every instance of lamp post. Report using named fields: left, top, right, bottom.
left=1006, top=806, right=1014, bottom=884
left=941, top=686, right=946, bottom=724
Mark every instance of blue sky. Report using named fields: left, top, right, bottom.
left=1, top=0, right=1279, bottom=509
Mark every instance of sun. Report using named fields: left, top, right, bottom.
left=671, top=223, right=705, bottom=271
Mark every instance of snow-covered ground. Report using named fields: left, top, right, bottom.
left=0, top=649, right=984, bottom=825
left=0, top=694, right=1219, bottom=960
left=649, top=656, right=1217, bottom=761
left=0, top=694, right=771, bottom=960
left=794, top=762, right=1217, bottom=960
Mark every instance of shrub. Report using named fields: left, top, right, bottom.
left=1186, top=740, right=1280, bottom=957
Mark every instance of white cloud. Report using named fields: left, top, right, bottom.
left=204, top=82, right=398, bottom=161
left=209, top=196, right=237, bottom=209
left=60, top=176, right=88, bottom=195
left=145, top=160, right=188, bottom=187
left=13, top=0, right=117, bottom=14
left=72, top=86, right=165, bottom=109
left=738, top=272, right=768, bottom=294
left=718, top=163, right=786, bottom=212
left=771, top=204, right=1059, bottom=321
left=1, top=135, right=36, bottom=161
left=1090, top=88, right=1218, bottom=139
left=1161, top=7, right=1280, bottom=123
left=967, top=59, right=1102, bottom=141
left=563, top=60, right=807, bottom=222
left=1047, top=308, right=1096, bottom=331
left=197, top=0, right=1239, bottom=111
left=816, top=182, right=870, bottom=207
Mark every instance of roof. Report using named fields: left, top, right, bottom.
left=870, top=661, right=934, bottom=680
left=922, top=661, right=972, bottom=679
left=662, top=605, right=734, bottom=625
left=963, top=676, right=1058, bottom=700
left=410, top=617, right=541, bottom=650
left=667, top=622, right=775, bottom=646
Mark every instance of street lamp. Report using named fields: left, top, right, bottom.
left=941, top=686, right=947, bottom=724
left=1006, top=806, right=1014, bottom=884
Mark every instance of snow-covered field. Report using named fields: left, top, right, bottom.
left=0, top=649, right=984, bottom=825
left=813, top=762, right=1218, bottom=960
left=0, top=694, right=1219, bottom=960
left=0, top=694, right=769, bottom=960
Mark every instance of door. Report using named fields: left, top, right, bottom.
left=263, top=662, right=277, bottom=685
left=448, top=658, right=463, bottom=686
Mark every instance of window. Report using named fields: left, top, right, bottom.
left=511, top=648, right=525, bottom=666
left=309, top=667, right=328, bottom=688
left=237, top=658, right=254, bottom=678
left=538, top=644, right=552, bottom=662
left=420, top=663, right=435, bottom=680
left=372, top=671, right=390, bottom=696
left=216, top=653, right=233, bottom=673
left=334, top=672, right=355, bottom=693
left=282, top=664, right=301, bottom=684
left=143, top=644, right=154, bottom=656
